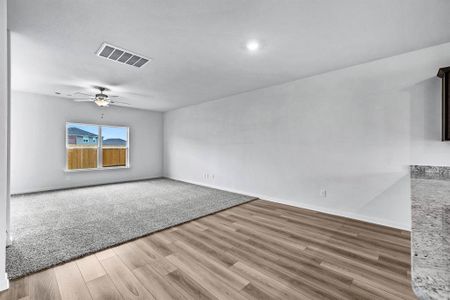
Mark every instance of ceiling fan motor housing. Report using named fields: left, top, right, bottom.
left=95, top=93, right=108, bottom=100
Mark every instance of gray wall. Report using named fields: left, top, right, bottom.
left=0, top=0, right=8, bottom=291
left=11, top=91, right=164, bottom=194
left=164, top=42, right=450, bottom=230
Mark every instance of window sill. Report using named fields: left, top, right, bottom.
left=64, top=166, right=130, bottom=173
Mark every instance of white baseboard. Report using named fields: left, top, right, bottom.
left=166, top=176, right=411, bottom=231
left=11, top=176, right=163, bottom=195
left=0, top=273, right=9, bottom=292
left=264, top=197, right=411, bottom=231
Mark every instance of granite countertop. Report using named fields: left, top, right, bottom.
left=410, top=165, right=450, bottom=300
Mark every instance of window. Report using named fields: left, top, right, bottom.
left=66, top=123, right=129, bottom=171
left=101, top=126, right=129, bottom=168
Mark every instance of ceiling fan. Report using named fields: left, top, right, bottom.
left=72, top=87, right=130, bottom=107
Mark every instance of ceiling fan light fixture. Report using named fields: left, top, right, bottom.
left=94, top=98, right=110, bottom=107
left=71, top=86, right=129, bottom=107
left=94, top=91, right=110, bottom=107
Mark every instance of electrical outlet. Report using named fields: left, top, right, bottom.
left=203, top=173, right=215, bottom=180
left=320, top=188, right=327, bottom=198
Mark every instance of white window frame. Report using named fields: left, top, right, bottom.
left=65, top=122, right=130, bottom=172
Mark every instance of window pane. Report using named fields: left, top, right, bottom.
left=67, top=148, right=98, bottom=169
left=67, top=124, right=99, bottom=147
left=66, top=123, right=99, bottom=170
left=102, top=126, right=128, bottom=167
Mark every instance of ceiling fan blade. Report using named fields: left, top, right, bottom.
left=74, top=99, right=94, bottom=102
left=109, top=95, right=119, bottom=98
left=74, top=92, right=94, bottom=97
left=110, top=101, right=130, bottom=106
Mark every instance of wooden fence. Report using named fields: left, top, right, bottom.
left=67, top=148, right=127, bottom=170
left=102, top=148, right=127, bottom=167
left=67, top=148, right=97, bottom=170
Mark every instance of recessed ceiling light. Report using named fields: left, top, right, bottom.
left=246, top=40, right=260, bottom=52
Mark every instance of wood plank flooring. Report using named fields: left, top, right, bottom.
left=0, top=199, right=417, bottom=300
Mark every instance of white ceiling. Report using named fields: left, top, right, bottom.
left=8, top=0, right=450, bottom=111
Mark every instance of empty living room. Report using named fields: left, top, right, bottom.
left=1, top=1, right=449, bottom=299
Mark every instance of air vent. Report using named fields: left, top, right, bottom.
left=96, top=43, right=151, bottom=68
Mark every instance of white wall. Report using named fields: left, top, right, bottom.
left=11, top=92, right=163, bottom=194
left=0, top=0, right=9, bottom=291
left=164, top=43, right=450, bottom=230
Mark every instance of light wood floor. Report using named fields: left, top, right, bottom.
left=0, top=199, right=416, bottom=300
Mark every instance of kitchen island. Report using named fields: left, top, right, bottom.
left=411, top=165, right=450, bottom=299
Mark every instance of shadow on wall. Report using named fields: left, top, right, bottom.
left=352, top=77, right=442, bottom=229
left=410, top=77, right=441, bottom=142
left=355, top=173, right=411, bottom=228
left=321, top=77, right=445, bottom=229
left=349, top=76, right=450, bottom=230
left=307, top=170, right=410, bottom=229
left=410, top=77, right=450, bottom=165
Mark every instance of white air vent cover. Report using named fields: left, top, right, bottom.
left=96, top=43, right=151, bottom=68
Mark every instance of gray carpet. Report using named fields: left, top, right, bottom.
left=7, top=178, right=255, bottom=279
